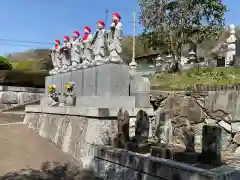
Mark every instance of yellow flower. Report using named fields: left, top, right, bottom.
left=48, top=84, right=56, bottom=93
left=65, top=83, right=71, bottom=89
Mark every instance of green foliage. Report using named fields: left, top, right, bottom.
left=11, top=59, right=52, bottom=71
left=138, top=0, right=227, bottom=57
left=0, top=70, right=48, bottom=88
left=151, top=68, right=240, bottom=90
left=0, top=56, right=12, bottom=70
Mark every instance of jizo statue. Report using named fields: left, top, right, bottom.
left=108, top=12, right=123, bottom=63
left=70, top=31, right=83, bottom=70
left=49, top=11, right=125, bottom=75
left=61, top=35, right=72, bottom=72
left=92, top=20, right=108, bottom=65
left=49, top=39, right=62, bottom=75
left=82, top=26, right=93, bottom=68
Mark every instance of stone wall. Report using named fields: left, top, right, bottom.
left=24, top=112, right=118, bottom=166
left=91, top=145, right=239, bottom=180
left=0, top=86, right=44, bottom=108
left=23, top=106, right=153, bottom=166
left=150, top=90, right=240, bottom=155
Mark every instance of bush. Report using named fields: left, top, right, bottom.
left=0, top=56, right=12, bottom=70
left=0, top=70, right=48, bottom=88
left=12, top=60, right=42, bottom=71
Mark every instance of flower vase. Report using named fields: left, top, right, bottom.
left=65, top=94, right=76, bottom=106
left=58, top=93, right=66, bottom=107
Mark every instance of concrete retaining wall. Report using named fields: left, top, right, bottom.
left=91, top=145, right=240, bottom=180
left=0, top=86, right=44, bottom=106
left=24, top=106, right=153, bottom=166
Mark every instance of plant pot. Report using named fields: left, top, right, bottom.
left=58, top=94, right=66, bottom=106
left=65, top=95, right=76, bottom=106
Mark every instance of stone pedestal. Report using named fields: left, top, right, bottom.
left=44, top=63, right=151, bottom=108
left=45, top=63, right=130, bottom=97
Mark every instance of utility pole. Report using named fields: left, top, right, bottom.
left=105, top=8, right=108, bottom=25
left=129, top=9, right=138, bottom=72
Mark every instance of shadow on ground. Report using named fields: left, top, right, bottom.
left=0, top=162, right=97, bottom=180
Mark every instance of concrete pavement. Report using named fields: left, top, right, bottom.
left=0, top=124, right=80, bottom=176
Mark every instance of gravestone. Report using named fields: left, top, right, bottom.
left=113, top=108, right=130, bottom=149
left=235, top=39, right=240, bottom=57
left=117, top=109, right=129, bottom=140
left=183, top=126, right=195, bottom=152
left=130, top=73, right=151, bottom=108
left=155, top=110, right=166, bottom=142
left=135, top=110, right=149, bottom=143
left=200, top=125, right=222, bottom=166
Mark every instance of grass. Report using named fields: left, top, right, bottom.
left=151, top=67, right=240, bottom=90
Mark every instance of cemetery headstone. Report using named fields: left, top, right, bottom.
left=183, top=126, right=195, bottom=152
left=135, top=110, right=149, bottom=144
left=235, top=39, right=240, bottom=58
left=114, top=109, right=130, bottom=149
left=200, top=125, right=222, bottom=166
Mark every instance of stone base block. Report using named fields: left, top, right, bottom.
left=75, top=96, right=135, bottom=108
left=25, top=105, right=154, bottom=117
left=92, top=145, right=240, bottom=180
left=45, top=63, right=130, bottom=97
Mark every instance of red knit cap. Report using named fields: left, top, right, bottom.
left=63, top=36, right=70, bottom=41
left=54, top=40, right=60, bottom=44
left=73, top=31, right=80, bottom=37
left=97, top=20, right=105, bottom=26
left=112, top=12, right=121, bottom=20
left=84, top=26, right=91, bottom=33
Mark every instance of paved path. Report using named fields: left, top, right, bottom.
left=0, top=124, right=81, bottom=176
left=0, top=112, right=24, bottom=124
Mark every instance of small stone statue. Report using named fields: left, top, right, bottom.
left=70, top=31, right=83, bottom=70
left=108, top=12, right=123, bottom=63
left=225, top=24, right=236, bottom=67
left=60, top=36, right=72, bottom=72
left=82, top=26, right=93, bottom=68
left=92, top=20, right=108, bottom=65
left=49, top=40, right=62, bottom=75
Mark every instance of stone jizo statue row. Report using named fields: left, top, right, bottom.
left=49, top=12, right=123, bottom=75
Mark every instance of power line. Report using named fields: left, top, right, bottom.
left=0, top=42, right=45, bottom=48
left=0, top=39, right=52, bottom=45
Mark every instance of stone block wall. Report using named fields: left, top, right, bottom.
left=150, top=90, right=240, bottom=155
left=23, top=111, right=118, bottom=166
left=0, top=86, right=44, bottom=108
left=91, top=145, right=239, bottom=180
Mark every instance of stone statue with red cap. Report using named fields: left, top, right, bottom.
left=108, top=12, right=123, bottom=63
left=92, top=20, right=108, bottom=65
left=49, top=39, right=62, bottom=75
left=70, top=30, right=83, bottom=70
left=60, top=35, right=72, bottom=72
left=82, top=26, right=93, bottom=68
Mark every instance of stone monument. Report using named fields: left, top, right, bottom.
left=225, top=24, right=236, bottom=67
left=70, top=30, right=83, bottom=70
left=82, top=26, right=93, bottom=68
left=108, top=13, right=123, bottom=63
left=43, top=13, right=151, bottom=109
left=49, top=39, right=62, bottom=75
left=61, top=35, right=72, bottom=72
left=92, top=20, right=108, bottom=65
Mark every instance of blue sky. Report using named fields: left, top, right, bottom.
left=0, top=0, right=238, bottom=56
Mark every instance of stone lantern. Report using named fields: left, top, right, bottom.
left=188, top=50, right=196, bottom=64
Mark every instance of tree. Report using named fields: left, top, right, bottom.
left=138, top=0, right=227, bottom=62
left=0, top=56, right=12, bottom=70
